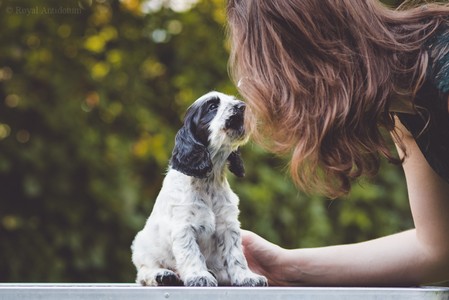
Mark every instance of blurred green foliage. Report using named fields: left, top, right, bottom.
left=0, top=0, right=414, bottom=282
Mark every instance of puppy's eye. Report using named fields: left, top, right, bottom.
left=208, top=103, right=219, bottom=111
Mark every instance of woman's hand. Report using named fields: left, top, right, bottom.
left=241, top=230, right=291, bottom=286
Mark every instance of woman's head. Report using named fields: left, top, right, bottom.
left=227, top=0, right=449, bottom=198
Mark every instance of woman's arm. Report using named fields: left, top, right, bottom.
left=393, top=120, right=449, bottom=283
left=242, top=121, right=449, bottom=286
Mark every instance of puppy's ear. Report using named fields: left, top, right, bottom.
left=170, top=125, right=212, bottom=178
left=227, top=149, right=245, bottom=177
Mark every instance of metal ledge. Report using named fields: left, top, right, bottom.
left=0, top=284, right=448, bottom=300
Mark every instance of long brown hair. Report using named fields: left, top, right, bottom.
left=226, top=0, right=449, bottom=198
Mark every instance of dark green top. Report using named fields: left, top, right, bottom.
left=396, top=22, right=449, bottom=183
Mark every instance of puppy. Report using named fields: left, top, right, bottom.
left=131, top=91, right=268, bottom=287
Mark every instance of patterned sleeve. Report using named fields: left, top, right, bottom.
left=426, top=22, right=449, bottom=94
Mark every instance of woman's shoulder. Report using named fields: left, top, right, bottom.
left=396, top=111, right=449, bottom=185
left=396, top=75, right=449, bottom=184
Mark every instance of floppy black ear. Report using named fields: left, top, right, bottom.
left=227, top=149, right=245, bottom=177
left=170, top=125, right=212, bottom=178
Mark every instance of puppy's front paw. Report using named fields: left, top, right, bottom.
left=184, top=271, right=218, bottom=287
left=155, top=270, right=183, bottom=286
left=137, top=268, right=183, bottom=286
left=233, top=273, right=268, bottom=287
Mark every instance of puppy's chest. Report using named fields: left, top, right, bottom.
left=175, top=184, right=238, bottom=234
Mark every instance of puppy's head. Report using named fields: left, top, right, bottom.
left=170, top=91, right=248, bottom=179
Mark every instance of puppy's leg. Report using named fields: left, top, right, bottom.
left=133, top=249, right=182, bottom=286
left=132, top=230, right=182, bottom=286
left=172, top=226, right=218, bottom=287
left=217, top=225, right=268, bottom=287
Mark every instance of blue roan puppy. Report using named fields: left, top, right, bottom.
left=131, top=91, right=268, bottom=287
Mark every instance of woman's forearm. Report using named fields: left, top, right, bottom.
left=277, top=229, right=448, bottom=286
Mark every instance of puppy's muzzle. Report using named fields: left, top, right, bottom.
left=225, top=102, right=246, bottom=137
